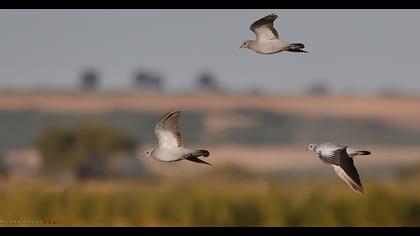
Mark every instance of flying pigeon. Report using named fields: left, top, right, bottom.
left=141, top=110, right=212, bottom=166
left=306, top=142, right=371, bottom=194
left=240, top=13, right=308, bottom=54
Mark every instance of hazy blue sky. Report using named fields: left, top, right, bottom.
left=0, top=9, right=419, bottom=94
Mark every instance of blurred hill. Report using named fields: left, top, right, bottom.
left=0, top=92, right=419, bottom=129
left=0, top=91, right=419, bottom=179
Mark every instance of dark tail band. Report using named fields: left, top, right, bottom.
left=196, top=150, right=210, bottom=157
left=184, top=150, right=212, bottom=166
left=287, top=43, right=308, bottom=53
left=357, top=151, right=371, bottom=155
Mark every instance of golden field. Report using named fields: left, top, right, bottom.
left=0, top=176, right=419, bottom=226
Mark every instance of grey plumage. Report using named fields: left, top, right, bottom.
left=240, top=14, right=308, bottom=54
left=141, top=111, right=212, bottom=166
left=155, top=110, right=184, bottom=148
left=307, top=142, right=371, bottom=194
left=250, top=13, right=279, bottom=40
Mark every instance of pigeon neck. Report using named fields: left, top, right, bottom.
left=313, top=144, right=320, bottom=152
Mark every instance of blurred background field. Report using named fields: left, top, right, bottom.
left=0, top=9, right=420, bottom=226
left=0, top=92, right=420, bottom=226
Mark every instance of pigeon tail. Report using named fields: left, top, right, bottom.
left=287, top=43, right=308, bottom=53
left=347, top=148, right=371, bottom=157
left=356, top=151, right=371, bottom=155
left=194, top=150, right=210, bottom=157
left=184, top=150, right=212, bottom=166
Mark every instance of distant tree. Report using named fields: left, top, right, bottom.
left=197, top=71, right=220, bottom=92
left=306, top=82, right=329, bottom=95
left=133, top=70, right=163, bottom=91
left=80, top=68, right=100, bottom=91
left=0, top=155, right=6, bottom=177
left=36, top=123, right=136, bottom=179
left=247, top=87, right=263, bottom=96
left=379, top=88, right=402, bottom=98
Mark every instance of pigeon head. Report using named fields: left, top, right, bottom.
left=141, top=149, right=154, bottom=158
left=240, top=40, right=253, bottom=49
left=306, top=144, right=318, bottom=151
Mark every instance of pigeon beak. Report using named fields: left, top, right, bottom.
left=305, top=147, right=308, bottom=151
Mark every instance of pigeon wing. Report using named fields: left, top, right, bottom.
left=250, top=14, right=280, bottom=41
left=318, top=147, right=343, bottom=166
left=155, top=111, right=184, bottom=148
left=337, top=149, right=364, bottom=193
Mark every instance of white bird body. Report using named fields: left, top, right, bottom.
left=313, top=142, right=371, bottom=158
left=142, top=111, right=212, bottom=166
left=314, top=142, right=346, bottom=157
left=151, top=147, right=194, bottom=162
left=248, top=40, right=289, bottom=54
left=307, top=142, right=371, bottom=194
left=241, top=14, right=307, bottom=54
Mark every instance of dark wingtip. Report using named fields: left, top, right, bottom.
left=168, top=110, right=181, bottom=119
left=263, top=13, right=278, bottom=20
left=171, top=110, right=181, bottom=115
left=350, top=182, right=364, bottom=194
left=160, top=110, right=181, bottom=121
left=199, top=158, right=213, bottom=166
